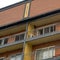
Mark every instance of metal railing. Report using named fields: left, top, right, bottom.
left=27, top=28, right=60, bottom=40
left=0, top=24, right=60, bottom=48
left=0, top=32, right=26, bottom=48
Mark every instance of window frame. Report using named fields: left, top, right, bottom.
left=37, top=23, right=56, bottom=36
left=9, top=53, right=23, bottom=60
left=15, top=32, right=25, bottom=41
left=0, top=38, right=8, bottom=46
left=35, top=46, right=55, bottom=60
left=0, top=57, right=5, bottom=60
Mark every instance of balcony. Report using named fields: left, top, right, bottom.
left=0, top=32, right=26, bottom=53
left=27, top=24, right=60, bottom=45
left=0, top=23, right=60, bottom=53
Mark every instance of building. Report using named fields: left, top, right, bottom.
left=0, top=0, right=60, bottom=60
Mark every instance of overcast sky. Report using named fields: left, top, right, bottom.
left=0, top=0, right=24, bottom=9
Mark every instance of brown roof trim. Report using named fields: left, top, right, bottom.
left=0, top=0, right=32, bottom=12
left=0, top=9, right=60, bottom=30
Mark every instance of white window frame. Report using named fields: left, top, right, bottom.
left=9, top=53, right=23, bottom=60
left=0, top=57, right=5, bottom=60
left=0, top=38, right=8, bottom=46
left=35, top=46, right=55, bottom=60
left=36, top=24, right=56, bottom=36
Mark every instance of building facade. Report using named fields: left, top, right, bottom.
left=0, top=0, right=60, bottom=60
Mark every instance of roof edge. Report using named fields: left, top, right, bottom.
left=0, top=0, right=32, bottom=12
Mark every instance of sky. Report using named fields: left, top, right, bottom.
left=0, top=0, right=24, bottom=9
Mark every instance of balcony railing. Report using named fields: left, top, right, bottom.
left=0, top=24, right=60, bottom=48
left=0, top=32, right=26, bottom=48
left=27, top=25, right=60, bottom=40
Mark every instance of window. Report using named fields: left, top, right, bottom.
left=4, top=38, right=8, bottom=44
left=50, top=25, right=56, bottom=32
left=38, top=29, right=43, bottom=35
left=10, top=54, right=22, bottom=60
left=36, top=47, right=55, bottom=60
left=0, top=38, right=8, bottom=46
left=15, top=33, right=25, bottom=41
left=44, top=25, right=56, bottom=34
left=0, top=58, right=4, bottom=60
left=44, top=27, right=49, bottom=34
left=0, top=59, right=4, bottom=60
left=0, top=40, right=2, bottom=46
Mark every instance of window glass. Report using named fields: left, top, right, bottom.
left=0, top=58, right=4, bottom=60
left=15, top=34, right=25, bottom=41
left=36, top=50, right=42, bottom=60
left=10, top=56, right=15, bottom=60
left=42, top=49, right=49, bottom=59
left=38, top=29, right=43, bottom=35
left=10, top=54, right=22, bottom=60
left=0, top=40, right=2, bottom=46
left=36, top=47, right=55, bottom=60
left=50, top=25, right=56, bottom=32
left=16, top=54, right=22, bottom=60
left=4, top=38, right=8, bottom=44
left=44, top=27, right=49, bottom=34
left=50, top=26, right=54, bottom=32
left=15, top=35, right=19, bottom=41
left=19, top=34, right=24, bottom=40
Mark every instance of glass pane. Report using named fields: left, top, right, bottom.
left=19, top=34, right=24, bottom=40
left=4, top=38, right=8, bottom=44
left=42, top=49, right=49, bottom=59
left=36, top=50, right=42, bottom=60
left=0, top=40, right=2, bottom=46
left=50, top=26, right=54, bottom=32
left=10, top=56, right=15, bottom=60
left=49, top=48, right=55, bottom=58
left=16, top=54, right=22, bottom=60
left=38, top=29, right=43, bottom=35
left=15, top=35, right=19, bottom=41
left=36, top=47, right=55, bottom=60
left=0, top=58, right=4, bottom=60
left=44, top=27, right=49, bottom=34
